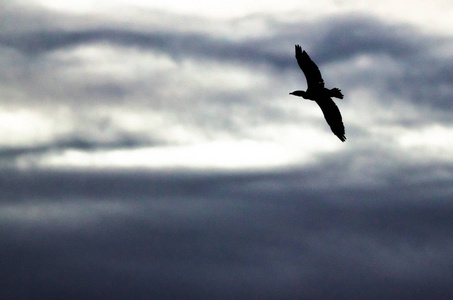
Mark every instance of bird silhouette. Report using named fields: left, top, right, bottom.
left=290, top=45, right=346, bottom=142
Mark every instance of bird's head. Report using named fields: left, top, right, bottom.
left=289, top=90, right=307, bottom=98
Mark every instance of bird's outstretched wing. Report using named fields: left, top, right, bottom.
left=316, top=97, right=346, bottom=142
left=295, top=45, right=324, bottom=90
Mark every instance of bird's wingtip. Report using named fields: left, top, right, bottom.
left=295, top=45, right=308, bottom=56
left=295, top=45, right=305, bottom=56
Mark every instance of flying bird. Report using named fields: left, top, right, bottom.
left=290, top=45, right=346, bottom=142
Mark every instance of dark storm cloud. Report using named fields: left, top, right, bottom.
left=1, top=167, right=453, bottom=299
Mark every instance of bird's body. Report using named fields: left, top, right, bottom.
left=290, top=45, right=346, bottom=142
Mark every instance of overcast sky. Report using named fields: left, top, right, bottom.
left=1, top=1, right=453, bottom=299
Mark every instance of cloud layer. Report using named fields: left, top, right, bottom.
left=1, top=3, right=453, bottom=299
left=1, top=167, right=453, bottom=299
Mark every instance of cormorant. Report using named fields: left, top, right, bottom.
left=290, top=45, right=346, bottom=142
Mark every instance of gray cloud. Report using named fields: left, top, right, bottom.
left=0, top=133, right=153, bottom=161
left=1, top=14, right=451, bottom=156
left=1, top=166, right=453, bottom=299
left=0, top=13, right=436, bottom=65
left=1, top=6, right=453, bottom=299
left=0, top=10, right=451, bottom=171
left=2, top=11, right=452, bottom=114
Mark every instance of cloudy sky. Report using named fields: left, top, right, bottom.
left=1, top=0, right=453, bottom=298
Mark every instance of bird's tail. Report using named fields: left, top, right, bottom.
left=329, top=88, right=344, bottom=99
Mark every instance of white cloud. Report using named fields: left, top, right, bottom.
left=398, top=125, right=453, bottom=162
left=0, top=110, right=64, bottom=146
left=34, top=137, right=339, bottom=170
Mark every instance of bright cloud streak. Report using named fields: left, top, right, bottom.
left=398, top=125, right=453, bottom=162
left=0, top=110, right=62, bottom=146
left=35, top=139, right=332, bottom=170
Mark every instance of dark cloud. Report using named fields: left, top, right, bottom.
left=0, top=133, right=155, bottom=162
left=0, top=28, right=289, bottom=72
left=0, top=13, right=433, bottom=66
left=1, top=166, right=453, bottom=299
left=312, top=16, right=424, bottom=61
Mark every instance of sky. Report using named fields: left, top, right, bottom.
left=1, top=0, right=453, bottom=299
